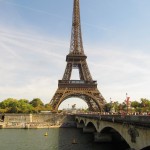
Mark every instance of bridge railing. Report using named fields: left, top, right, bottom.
left=76, top=114, right=150, bottom=128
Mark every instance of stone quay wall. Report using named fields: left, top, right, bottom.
left=0, top=113, right=76, bottom=129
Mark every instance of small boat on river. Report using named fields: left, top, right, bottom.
left=44, top=132, right=48, bottom=136
left=72, top=138, right=77, bottom=144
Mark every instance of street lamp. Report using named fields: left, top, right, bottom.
left=110, top=97, right=112, bottom=113
left=126, top=93, right=130, bottom=115
left=126, top=93, right=128, bottom=114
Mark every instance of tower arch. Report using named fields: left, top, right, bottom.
left=54, top=91, right=104, bottom=111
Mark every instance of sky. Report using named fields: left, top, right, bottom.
left=0, top=0, right=150, bottom=109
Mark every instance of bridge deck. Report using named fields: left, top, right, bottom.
left=76, top=114, right=150, bottom=128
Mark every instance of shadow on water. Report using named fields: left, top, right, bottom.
left=58, top=127, right=130, bottom=150
left=58, top=128, right=111, bottom=150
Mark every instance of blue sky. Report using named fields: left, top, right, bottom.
left=0, top=0, right=150, bottom=108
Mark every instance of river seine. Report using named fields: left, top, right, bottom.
left=0, top=128, right=124, bottom=150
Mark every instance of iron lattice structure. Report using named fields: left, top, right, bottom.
left=50, top=0, right=106, bottom=112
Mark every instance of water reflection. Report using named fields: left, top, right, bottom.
left=58, top=128, right=112, bottom=150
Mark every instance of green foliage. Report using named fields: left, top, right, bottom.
left=131, top=101, right=140, bottom=108
left=17, top=99, right=33, bottom=113
left=104, top=98, right=150, bottom=114
left=104, top=103, right=111, bottom=112
left=30, top=98, right=44, bottom=107
left=0, top=98, right=52, bottom=113
left=140, top=98, right=150, bottom=112
left=0, top=97, right=150, bottom=114
left=45, top=104, right=52, bottom=110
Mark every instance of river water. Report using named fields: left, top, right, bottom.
left=0, top=128, right=125, bottom=150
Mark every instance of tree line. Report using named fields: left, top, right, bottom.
left=104, top=98, right=150, bottom=114
left=0, top=98, right=52, bottom=113
left=0, top=97, right=150, bottom=114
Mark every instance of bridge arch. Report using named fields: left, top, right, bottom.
left=79, top=119, right=85, bottom=125
left=75, top=118, right=79, bottom=123
left=141, top=146, right=150, bottom=150
left=82, top=121, right=97, bottom=133
left=86, top=122, right=96, bottom=131
left=85, top=119, right=100, bottom=131
left=76, top=115, right=150, bottom=150
left=98, top=124, right=132, bottom=147
left=100, top=127, right=130, bottom=149
left=76, top=118, right=86, bottom=125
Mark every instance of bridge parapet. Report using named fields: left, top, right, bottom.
left=76, top=114, right=150, bottom=128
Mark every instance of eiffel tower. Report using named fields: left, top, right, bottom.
left=50, top=0, right=105, bottom=112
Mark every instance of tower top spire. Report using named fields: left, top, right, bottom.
left=69, top=0, right=84, bottom=55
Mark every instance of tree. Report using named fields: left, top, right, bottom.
left=17, top=99, right=34, bottom=113
left=104, top=103, right=111, bottom=112
left=45, top=104, right=52, bottom=111
left=140, top=98, right=150, bottom=113
left=30, top=98, right=44, bottom=107
left=112, top=101, right=119, bottom=112
left=19, top=99, right=29, bottom=104
left=131, top=101, right=140, bottom=108
left=0, top=98, right=19, bottom=113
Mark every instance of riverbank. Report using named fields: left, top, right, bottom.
left=1, top=122, right=61, bottom=129
left=0, top=113, right=76, bottom=129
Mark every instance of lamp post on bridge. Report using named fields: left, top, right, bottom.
left=125, top=93, right=130, bottom=115
left=110, top=97, right=113, bottom=114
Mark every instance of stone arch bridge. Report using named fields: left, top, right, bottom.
left=75, top=114, right=150, bottom=150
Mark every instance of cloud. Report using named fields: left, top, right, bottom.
left=1, top=1, right=67, bottom=20
left=83, top=45, right=150, bottom=102
left=0, top=77, right=57, bottom=104
left=0, top=26, right=69, bottom=102
left=0, top=22, right=150, bottom=105
left=84, top=22, right=114, bottom=32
